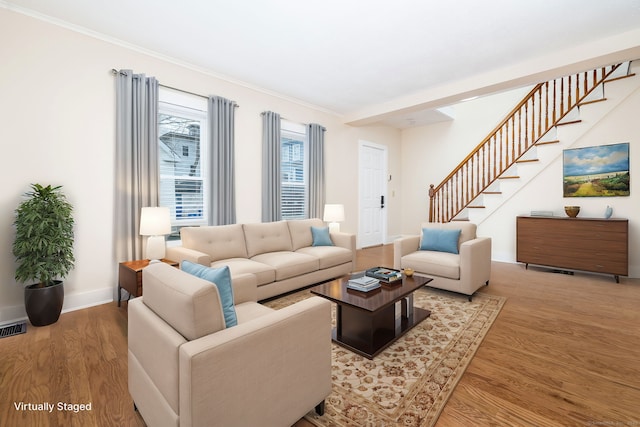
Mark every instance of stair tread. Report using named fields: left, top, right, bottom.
left=605, top=72, right=636, bottom=83
left=499, top=176, right=520, bottom=179
left=556, top=119, right=582, bottom=126
left=467, top=205, right=485, bottom=209
left=536, top=140, right=560, bottom=146
left=483, top=191, right=502, bottom=195
left=516, top=159, right=539, bottom=163
left=579, top=98, right=607, bottom=106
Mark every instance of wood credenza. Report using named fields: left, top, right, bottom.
left=516, top=216, right=628, bottom=282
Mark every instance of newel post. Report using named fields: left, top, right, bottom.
left=428, top=184, right=435, bottom=222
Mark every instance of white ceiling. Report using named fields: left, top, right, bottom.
left=4, top=0, right=640, bottom=127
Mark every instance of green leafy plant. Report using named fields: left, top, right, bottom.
left=13, top=184, right=75, bottom=287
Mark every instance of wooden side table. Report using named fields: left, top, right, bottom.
left=118, top=259, right=178, bottom=306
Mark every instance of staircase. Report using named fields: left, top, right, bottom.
left=428, top=61, right=637, bottom=223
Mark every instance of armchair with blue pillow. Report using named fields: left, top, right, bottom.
left=393, top=222, right=491, bottom=301
left=128, top=262, right=332, bottom=427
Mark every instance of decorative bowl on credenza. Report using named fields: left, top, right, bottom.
left=564, top=206, right=580, bottom=218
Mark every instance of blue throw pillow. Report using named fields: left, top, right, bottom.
left=181, top=261, right=237, bottom=328
left=311, top=226, right=334, bottom=247
left=420, top=228, right=461, bottom=254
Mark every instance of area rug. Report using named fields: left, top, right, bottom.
left=264, top=287, right=505, bottom=427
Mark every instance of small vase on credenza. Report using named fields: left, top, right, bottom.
left=604, top=205, right=613, bottom=219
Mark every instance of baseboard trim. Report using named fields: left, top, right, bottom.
left=0, top=286, right=114, bottom=325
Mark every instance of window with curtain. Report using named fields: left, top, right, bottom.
left=280, top=120, right=308, bottom=219
left=158, top=88, right=209, bottom=238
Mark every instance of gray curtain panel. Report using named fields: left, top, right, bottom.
left=308, top=123, right=326, bottom=219
left=261, top=111, right=282, bottom=222
left=208, top=96, right=237, bottom=225
left=115, top=70, right=159, bottom=261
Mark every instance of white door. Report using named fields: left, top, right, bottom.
left=358, top=141, right=387, bottom=248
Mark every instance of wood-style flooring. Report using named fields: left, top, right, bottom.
left=2, top=245, right=639, bottom=426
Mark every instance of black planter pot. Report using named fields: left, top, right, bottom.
left=24, top=281, right=64, bottom=326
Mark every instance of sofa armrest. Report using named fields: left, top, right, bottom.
left=393, top=235, right=420, bottom=269
left=179, top=296, right=332, bottom=427
left=128, top=298, right=186, bottom=424
left=166, top=246, right=212, bottom=266
left=331, top=231, right=356, bottom=264
left=459, top=237, right=492, bottom=285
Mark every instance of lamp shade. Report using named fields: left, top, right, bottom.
left=139, top=207, right=171, bottom=236
left=323, top=204, right=345, bottom=222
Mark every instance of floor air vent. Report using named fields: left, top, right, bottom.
left=0, top=321, right=27, bottom=338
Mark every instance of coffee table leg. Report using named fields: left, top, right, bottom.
left=401, top=294, right=414, bottom=319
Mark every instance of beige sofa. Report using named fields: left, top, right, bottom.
left=166, top=218, right=355, bottom=300
left=394, top=222, right=491, bottom=301
left=128, top=262, right=332, bottom=427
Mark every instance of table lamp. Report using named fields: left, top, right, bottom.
left=323, top=204, right=345, bottom=233
left=139, top=207, right=171, bottom=263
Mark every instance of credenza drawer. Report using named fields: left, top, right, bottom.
left=517, top=238, right=627, bottom=254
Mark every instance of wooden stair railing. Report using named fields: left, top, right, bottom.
left=428, top=63, right=625, bottom=223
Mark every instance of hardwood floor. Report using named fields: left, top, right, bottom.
left=2, top=245, right=639, bottom=426
left=0, top=299, right=143, bottom=426
left=438, top=261, right=640, bottom=427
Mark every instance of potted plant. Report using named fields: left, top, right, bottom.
left=12, top=184, right=75, bottom=326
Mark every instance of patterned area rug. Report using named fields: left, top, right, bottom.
left=264, top=286, right=505, bottom=427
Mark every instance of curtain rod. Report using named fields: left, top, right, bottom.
left=261, top=111, right=326, bottom=131
left=111, top=69, right=239, bottom=107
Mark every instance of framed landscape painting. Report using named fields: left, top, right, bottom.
left=563, top=143, right=630, bottom=197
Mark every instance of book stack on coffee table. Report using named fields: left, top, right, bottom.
left=346, top=276, right=380, bottom=292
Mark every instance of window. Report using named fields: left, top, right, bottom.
left=281, top=120, right=308, bottom=219
left=158, top=88, right=208, bottom=239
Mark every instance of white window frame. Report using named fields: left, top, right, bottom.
left=280, top=120, right=308, bottom=220
left=158, top=88, right=209, bottom=236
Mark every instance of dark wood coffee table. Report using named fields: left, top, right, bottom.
left=310, top=273, right=432, bottom=359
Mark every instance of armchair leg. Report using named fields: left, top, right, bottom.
left=133, top=402, right=138, bottom=412
left=468, top=295, right=473, bottom=302
left=315, top=400, right=325, bottom=416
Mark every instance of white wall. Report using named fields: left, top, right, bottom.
left=400, top=70, right=640, bottom=278
left=0, top=9, right=401, bottom=322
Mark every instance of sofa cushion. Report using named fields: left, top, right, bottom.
left=243, top=221, right=293, bottom=257
left=210, top=258, right=276, bottom=286
left=142, top=263, right=225, bottom=340
left=288, top=218, right=324, bottom=250
left=181, top=224, right=248, bottom=262
left=401, top=251, right=460, bottom=280
left=181, top=261, right=237, bottom=328
left=296, top=246, right=353, bottom=269
left=234, top=301, right=275, bottom=324
left=311, top=226, right=334, bottom=246
left=420, top=228, right=461, bottom=254
left=251, top=251, right=319, bottom=281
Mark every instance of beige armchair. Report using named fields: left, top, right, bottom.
left=128, top=262, right=332, bottom=427
left=394, top=222, right=491, bottom=301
